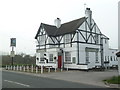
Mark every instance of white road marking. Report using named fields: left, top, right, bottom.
left=4, top=80, right=30, bottom=87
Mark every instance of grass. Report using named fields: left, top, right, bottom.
left=103, top=76, right=120, bottom=84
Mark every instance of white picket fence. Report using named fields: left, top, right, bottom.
left=5, top=65, right=69, bottom=74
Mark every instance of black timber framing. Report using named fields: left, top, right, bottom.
left=45, top=36, right=48, bottom=51
left=36, top=41, right=102, bottom=48
left=77, top=31, right=80, bottom=64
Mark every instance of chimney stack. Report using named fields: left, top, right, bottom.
left=54, top=18, right=61, bottom=28
left=85, top=8, right=92, bottom=28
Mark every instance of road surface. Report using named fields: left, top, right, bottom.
left=2, top=70, right=104, bottom=88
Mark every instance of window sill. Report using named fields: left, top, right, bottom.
left=86, top=62, right=90, bottom=64
left=39, top=62, right=45, bottom=64
left=64, top=62, right=72, bottom=64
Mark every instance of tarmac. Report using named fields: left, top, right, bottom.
left=2, top=68, right=120, bottom=88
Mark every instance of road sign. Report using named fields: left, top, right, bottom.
left=10, top=38, right=16, bottom=47
left=10, top=51, right=15, bottom=57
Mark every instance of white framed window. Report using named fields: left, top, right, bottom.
left=40, top=53, right=44, bottom=62
left=114, top=56, right=116, bottom=61
left=65, top=52, right=71, bottom=62
left=86, top=51, right=89, bottom=63
left=96, top=52, right=98, bottom=62
left=108, top=56, right=109, bottom=61
left=72, top=57, right=76, bottom=64
left=105, top=39, right=107, bottom=44
left=49, top=54, right=53, bottom=62
left=110, top=56, right=113, bottom=61
left=65, top=34, right=71, bottom=43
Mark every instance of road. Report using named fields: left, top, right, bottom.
left=2, top=70, right=104, bottom=88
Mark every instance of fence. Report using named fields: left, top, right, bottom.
left=5, top=65, right=69, bottom=74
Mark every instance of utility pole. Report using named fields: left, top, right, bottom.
left=10, top=38, right=16, bottom=70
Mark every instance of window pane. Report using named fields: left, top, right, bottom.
left=72, top=57, right=76, bottom=64
left=65, top=34, right=71, bottom=43
left=86, top=51, right=89, bottom=63
left=65, top=52, right=71, bottom=62
left=40, top=53, right=44, bottom=61
left=96, top=52, right=98, bottom=62
left=49, top=54, right=53, bottom=61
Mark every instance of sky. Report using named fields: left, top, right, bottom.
left=0, top=0, right=119, bottom=55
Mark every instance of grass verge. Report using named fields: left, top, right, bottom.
left=103, top=76, right=120, bottom=84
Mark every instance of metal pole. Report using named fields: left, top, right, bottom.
left=11, top=46, right=14, bottom=70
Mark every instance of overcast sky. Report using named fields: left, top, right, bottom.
left=0, top=0, right=119, bottom=55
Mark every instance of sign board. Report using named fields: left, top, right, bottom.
left=10, top=51, right=15, bottom=57
left=10, top=38, right=16, bottom=47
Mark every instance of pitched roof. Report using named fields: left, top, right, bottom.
left=35, top=17, right=86, bottom=39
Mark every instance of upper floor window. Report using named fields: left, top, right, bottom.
left=95, top=34, right=99, bottom=44
left=65, top=34, right=71, bottom=43
left=40, top=35, right=45, bottom=45
left=105, top=39, right=107, bottom=44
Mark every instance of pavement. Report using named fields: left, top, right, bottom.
left=2, top=68, right=120, bottom=88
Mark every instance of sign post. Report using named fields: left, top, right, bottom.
left=10, top=38, right=16, bottom=70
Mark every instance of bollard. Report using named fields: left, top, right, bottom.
left=27, top=66, right=29, bottom=72
left=41, top=66, right=43, bottom=74
left=11, top=66, right=12, bottom=70
left=48, top=67, right=50, bottom=73
left=61, top=68, right=63, bottom=72
left=67, top=67, right=68, bottom=71
left=36, top=67, right=38, bottom=73
left=23, top=66, right=25, bottom=72
left=22, top=65, right=23, bottom=71
left=17, top=65, right=18, bottom=71
left=8, top=66, right=9, bottom=70
left=20, top=66, right=22, bottom=71
left=55, top=67, right=56, bottom=72
left=13, top=66, right=15, bottom=70
left=6, top=65, right=7, bottom=70
left=31, top=65, right=33, bottom=73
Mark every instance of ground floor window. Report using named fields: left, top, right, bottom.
left=105, top=56, right=107, bottom=61
left=40, top=53, right=44, bottom=61
left=96, top=52, right=98, bottom=62
left=86, top=51, right=89, bottom=63
left=72, top=57, right=76, bottom=64
left=49, top=54, right=53, bottom=62
left=65, top=52, right=71, bottom=62
left=110, top=56, right=113, bottom=61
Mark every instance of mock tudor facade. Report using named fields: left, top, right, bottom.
left=35, top=8, right=118, bottom=70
